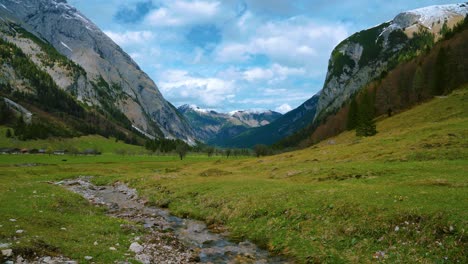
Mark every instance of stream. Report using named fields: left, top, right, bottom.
left=57, top=177, right=290, bottom=264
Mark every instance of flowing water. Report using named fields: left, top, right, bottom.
left=58, top=178, right=290, bottom=264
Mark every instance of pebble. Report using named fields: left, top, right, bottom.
left=61, top=227, right=67, bottom=230
left=94, top=241, right=99, bottom=246
left=0, top=243, right=11, bottom=248
left=9, top=219, right=16, bottom=222
left=16, top=230, right=24, bottom=234
left=109, top=247, right=117, bottom=251
left=2, top=249, right=13, bottom=257
left=129, top=242, right=143, bottom=254
left=394, top=226, right=399, bottom=232
left=84, top=256, right=93, bottom=260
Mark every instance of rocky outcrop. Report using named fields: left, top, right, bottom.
left=0, top=0, right=195, bottom=142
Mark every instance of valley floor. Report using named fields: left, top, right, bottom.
left=1, top=88, right=467, bottom=263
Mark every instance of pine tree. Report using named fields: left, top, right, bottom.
left=5, top=128, right=12, bottom=138
left=433, top=47, right=447, bottom=95
left=356, top=90, right=377, bottom=137
left=347, top=97, right=359, bottom=130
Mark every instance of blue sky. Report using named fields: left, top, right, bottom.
left=68, top=0, right=461, bottom=113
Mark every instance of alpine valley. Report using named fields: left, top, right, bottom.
left=0, top=1, right=467, bottom=264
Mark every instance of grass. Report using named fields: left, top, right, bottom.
left=0, top=132, right=145, bottom=154
left=1, top=88, right=467, bottom=263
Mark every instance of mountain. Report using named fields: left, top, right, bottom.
left=209, top=94, right=320, bottom=148
left=314, top=3, right=468, bottom=122
left=276, top=3, right=468, bottom=149
left=0, top=0, right=196, bottom=143
left=178, top=105, right=281, bottom=142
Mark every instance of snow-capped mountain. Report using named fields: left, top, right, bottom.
left=178, top=105, right=282, bottom=142
left=314, top=3, right=468, bottom=123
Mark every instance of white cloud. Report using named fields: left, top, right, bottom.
left=104, top=30, right=154, bottom=46
left=158, top=70, right=236, bottom=107
left=243, top=64, right=305, bottom=83
left=275, top=103, right=293, bottom=114
left=216, top=16, right=349, bottom=69
left=243, top=67, right=273, bottom=82
left=145, top=0, right=222, bottom=27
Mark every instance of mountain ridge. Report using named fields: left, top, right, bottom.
left=0, top=0, right=196, bottom=143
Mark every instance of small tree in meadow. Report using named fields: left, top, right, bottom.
left=176, top=144, right=189, bottom=160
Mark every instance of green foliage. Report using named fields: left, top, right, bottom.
left=388, top=29, right=409, bottom=47
left=329, top=51, right=355, bottom=77
left=176, top=143, right=189, bottom=160
left=253, top=144, right=272, bottom=157
left=12, top=116, right=73, bottom=140
left=433, top=47, right=448, bottom=95
left=5, top=128, right=12, bottom=138
left=206, top=146, right=215, bottom=157
left=0, top=99, right=14, bottom=124
left=145, top=138, right=190, bottom=153
left=440, top=21, right=451, bottom=38
left=356, top=90, right=377, bottom=137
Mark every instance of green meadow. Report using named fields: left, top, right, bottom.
left=1, top=88, right=467, bottom=263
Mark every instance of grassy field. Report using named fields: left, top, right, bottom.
left=0, top=132, right=145, bottom=154
left=1, top=88, right=467, bottom=263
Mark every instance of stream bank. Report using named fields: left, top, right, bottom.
left=58, top=177, right=290, bottom=264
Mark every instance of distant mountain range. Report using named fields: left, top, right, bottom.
left=208, top=94, right=320, bottom=148
left=177, top=105, right=282, bottom=143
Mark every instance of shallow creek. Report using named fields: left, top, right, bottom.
left=58, top=177, right=290, bottom=264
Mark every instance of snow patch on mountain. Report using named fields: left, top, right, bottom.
left=228, top=109, right=273, bottom=116
left=389, top=3, right=468, bottom=33
left=403, top=3, right=468, bottom=28
left=179, top=104, right=217, bottom=114
left=60, top=41, right=72, bottom=52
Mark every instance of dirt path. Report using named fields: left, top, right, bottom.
left=58, top=177, right=290, bottom=264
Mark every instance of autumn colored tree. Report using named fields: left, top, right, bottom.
left=347, top=97, right=359, bottom=130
